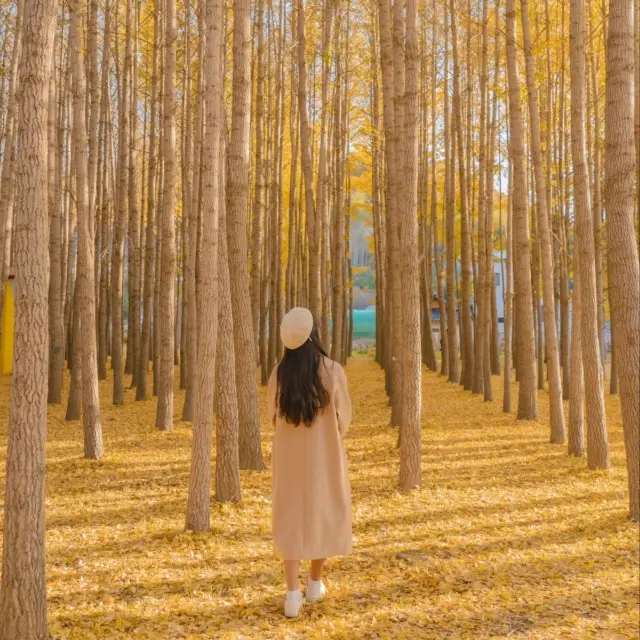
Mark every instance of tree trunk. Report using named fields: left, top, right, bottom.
left=520, top=0, right=566, bottom=442
left=388, top=0, right=406, bottom=425
left=0, top=0, right=55, bottom=633
left=297, top=0, right=320, bottom=324
left=444, top=0, right=459, bottom=385
left=112, top=0, right=131, bottom=405
left=186, top=0, right=223, bottom=531
left=318, top=0, right=335, bottom=348
left=48, top=37, right=64, bottom=404
left=589, top=29, right=605, bottom=365
left=570, top=0, right=609, bottom=469
left=331, top=9, right=345, bottom=364
left=503, top=157, right=514, bottom=413
left=251, top=0, right=265, bottom=361
left=399, top=0, right=422, bottom=491
left=127, top=13, right=141, bottom=386
left=216, top=133, right=242, bottom=502
left=568, top=262, right=585, bottom=457
left=138, top=2, right=159, bottom=402
left=450, top=0, right=473, bottom=391
left=432, top=0, right=448, bottom=377
left=473, top=0, right=489, bottom=396
left=506, top=0, right=538, bottom=420
left=605, top=0, right=640, bottom=521
left=377, top=0, right=399, bottom=400
left=227, top=0, right=265, bottom=469
left=70, top=0, right=104, bottom=460
left=0, top=0, right=22, bottom=329
left=484, top=15, right=500, bottom=394
left=65, top=285, right=82, bottom=421
left=156, top=0, right=178, bottom=431
left=97, top=0, right=111, bottom=382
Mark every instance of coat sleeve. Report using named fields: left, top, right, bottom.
left=267, top=365, right=278, bottom=426
left=335, top=364, right=352, bottom=438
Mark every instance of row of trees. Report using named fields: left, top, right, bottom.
left=371, top=0, right=639, bottom=518
left=0, top=0, right=638, bottom=635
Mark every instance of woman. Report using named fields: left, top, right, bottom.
left=268, top=307, right=353, bottom=618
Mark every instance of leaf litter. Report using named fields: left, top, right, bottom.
left=0, top=356, right=637, bottom=639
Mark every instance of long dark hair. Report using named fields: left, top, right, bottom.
left=277, top=325, right=330, bottom=426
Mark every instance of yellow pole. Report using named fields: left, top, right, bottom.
left=0, top=279, right=14, bottom=375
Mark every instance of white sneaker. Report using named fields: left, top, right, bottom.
left=306, top=579, right=326, bottom=604
left=284, top=589, right=304, bottom=618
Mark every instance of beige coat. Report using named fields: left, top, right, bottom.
left=268, top=357, right=352, bottom=561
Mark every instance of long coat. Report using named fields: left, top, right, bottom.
left=268, top=357, right=352, bottom=561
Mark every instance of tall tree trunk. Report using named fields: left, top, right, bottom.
left=138, top=2, right=159, bottom=402
left=70, top=0, right=104, bottom=460
left=0, top=0, right=55, bottom=633
left=97, top=8, right=111, bottom=382
left=377, top=0, right=398, bottom=400
left=589, top=23, right=605, bottom=365
left=251, top=0, right=265, bottom=362
left=605, top=0, right=640, bottom=521
left=419, top=39, right=436, bottom=373
left=156, top=0, right=178, bottom=431
left=87, top=0, right=101, bottom=273
left=444, top=0, right=459, bottom=384
left=48, top=35, right=64, bottom=404
left=112, top=0, right=131, bottom=405
left=388, top=0, right=406, bottom=425
left=570, top=0, right=609, bottom=468
left=127, top=12, right=141, bottom=386
left=297, top=0, right=320, bottom=324
left=558, top=11, right=571, bottom=400
left=179, top=25, right=191, bottom=392
left=486, top=7, right=501, bottom=385
left=331, top=7, right=345, bottom=364
left=286, top=14, right=299, bottom=315
left=473, top=0, right=489, bottom=396
left=0, top=0, right=22, bottom=339
left=318, top=0, right=335, bottom=348
left=216, top=132, right=242, bottom=502
left=399, top=0, right=421, bottom=490
left=268, top=6, right=285, bottom=372
left=0, top=3, right=22, bottom=267
left=227, top=0, right=265, bottom=468
left=521, top=0, right=566, bottom=442
left=503, top=157, right=514, bottom=413
left=186, top=0, right=223, bottom=531
left=450, top=0, right=474, bottom=391
left=506, top=0, right=538, bottom=420
left=432, top=0, right=448, bottom=377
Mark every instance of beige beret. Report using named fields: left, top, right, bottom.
left=280, top=307, right=314, bottom=350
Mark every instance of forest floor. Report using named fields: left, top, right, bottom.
left=0, top=357, right=638, bottom=640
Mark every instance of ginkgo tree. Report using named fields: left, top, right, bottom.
left=0, top=0, right=639, bottom=632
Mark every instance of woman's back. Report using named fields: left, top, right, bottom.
left=268, top=355, right=352, bottom=561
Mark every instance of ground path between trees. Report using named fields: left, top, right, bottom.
left=0, top=356, right=638, bottom=639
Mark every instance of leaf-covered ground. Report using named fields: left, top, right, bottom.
left=0, top=357, right=638, bottom=639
